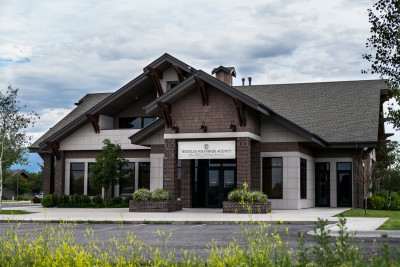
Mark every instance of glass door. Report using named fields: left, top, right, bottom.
left=315, top=163, right=330, bottom=207
left=207, top=170, right=219, bottom=207
left=337, top=163, right=352, bottom=207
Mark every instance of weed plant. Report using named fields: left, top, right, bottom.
left=1, top=214, right=400, bottom=265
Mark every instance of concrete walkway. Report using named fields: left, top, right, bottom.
left=0, top=205, right=398, bottom=238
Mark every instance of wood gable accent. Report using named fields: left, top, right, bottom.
left=233, top=98, right=246, bottom=127
left=194, top=76, right=208, bottom=106
left=86, top=114, right=100, bottom=134
left=148, top=67, right=164, bottom=96
left=45, top=141, right=60, bottom=160
left=172, top=64, right=184, bottom=83
left=157, top=101, right=172, bottom=128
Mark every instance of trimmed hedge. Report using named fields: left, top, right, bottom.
left=368, top=192, right=400, bottom=211
left=227, top=189, right=268, bottom=203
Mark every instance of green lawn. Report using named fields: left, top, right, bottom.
left=336, top=208, right=400, bottom=230
left=0, top=210, right=35, bottom=215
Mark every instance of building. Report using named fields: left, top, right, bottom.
left=29, top=53, right=392, bottom=209
left=2, top=170, right=30, bottom=200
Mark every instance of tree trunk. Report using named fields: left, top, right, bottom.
left=388, top=191, right=392, bottom=211
left=0, top=156, right=3, bottom=212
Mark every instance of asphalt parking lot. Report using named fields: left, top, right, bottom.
left=0, top=222, right=398, bottom=259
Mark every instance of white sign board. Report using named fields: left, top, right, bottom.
left=178, top=141, right=236, bottom=159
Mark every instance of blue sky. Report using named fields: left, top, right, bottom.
left=1, top=0, right=397, bottom=173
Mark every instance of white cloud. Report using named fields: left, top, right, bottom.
left=0, top=44, right=33, bottom=61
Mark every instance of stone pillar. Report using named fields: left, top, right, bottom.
left=236, top=137, right=252, bottom=189
left=181, top=159, right=192, bottom=208
left=42, top=153, right=54, bottom=196
left=163, top=139, right=179, bottom=200
left=352, top=150, right=364, bottom=209
left=251, top=141, right=261, bottom=191
left=54, top=151, right=65, bottom=195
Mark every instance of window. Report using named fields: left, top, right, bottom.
left=119, top=117, right=157, bottom=129
left=87, top=163, right=102, bottom=196
left=120, top=163, right=135, bottom=197
left=70, top=163, right=84, bottom=195
left=167, top=81, right=179, bottom=91
left=300, top=158, right=307, bottom=199
left=337, top=162, right=352, bottom=207
left=138, top=162, right=150, bottom=189
left=262, top=157, right=283, bottom=199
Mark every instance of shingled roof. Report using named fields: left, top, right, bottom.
left=235, top=80, right=386, bottom=143
left=30, top=93, right=112, bottom=150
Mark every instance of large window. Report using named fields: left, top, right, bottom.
left=138, top=162, right=150, bottom=189
left=87, top=163, right=102, bottom=196
left=70, top=163, right=84, bottom=195
left=120, top=163, right=135, bottom=197
left=337, top=162, right=352, bottom=207
left=119, top=117, right=157, bottom=129
left=262, top=157, right=283, bottom=199
left=300, top=158, right=307, bottom=199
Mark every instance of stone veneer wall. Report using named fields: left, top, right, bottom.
left=222, top=201, right=271, bottom=213
left=54, top=151, right=65, bottom=195
left=251, top=141, right=261, bottom=191
left=129, top=200, right=182, bottom=212
left=236, top=137, right=252, bottom=189
left=181, top=159, right=191, bottom=207
left=163, top=139, right=179, bottom=200
left=42, top=153, right=54, bottom=196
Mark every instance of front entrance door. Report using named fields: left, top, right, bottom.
left=337, top=162, right=352, bottom=207
left=192, top=159, right=236, bottom=208
left=315, top=162, right=330, bottom=207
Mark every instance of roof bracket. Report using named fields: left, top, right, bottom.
left=172, top=64, right=184, bottom=83
left=86, top=114, right=100, bottom=134
left=195, top=76, right=208, bottom=106
left=157, top=101, right=172, bottom=128
left=233, top=98, right=246, bottom=127
left=45, top=141, right=60, bottom=160
left=148, top=67, right=164, bottom=96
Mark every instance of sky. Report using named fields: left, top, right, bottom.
left=1, top=0, right=397, bottom=173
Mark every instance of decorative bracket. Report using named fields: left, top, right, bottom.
left=86, top=114, right=100, bottom=134
left=148, top=67, right=164, bottom=96
left=45, top=141, right=60, bottom=160
left=157, top=101, right=172, bottom=128
left=233, top=98, right=247, bottom=127
left=172, top=64, right=184, bottom=83
left=194, top=76, right=208, bottom=106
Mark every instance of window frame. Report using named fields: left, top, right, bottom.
left=262, top=157, right=283, bottom=199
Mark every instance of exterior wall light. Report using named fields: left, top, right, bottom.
left=200, top=121, right=207, bottom=132
left=172, top=123, right=179, bottom=133
left=229, top=120, right=236, bottom=132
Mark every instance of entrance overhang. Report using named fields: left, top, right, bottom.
left=164, top=131, right=261, bottom=141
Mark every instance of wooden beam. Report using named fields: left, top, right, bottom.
left=38, top=153, right=46, bottom=161
left=172, top=64, right=184, bottom=83
left=195, top=76, right=208, bottom=106
left=148, top=67, right=164, bottom=96
left=45, top=142, right=60, bottom=160
left=232, top=98, right=246, bottom=127
left=379, top=118, right=388, bottom=123
left=380, top=133, right=394, bottom=139
left=157, top=101, right=172, bottom=128
left=86, top=114, right=100, bottom=134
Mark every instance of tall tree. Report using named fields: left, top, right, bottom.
left=0, top=86, right=38, bottom=210
left=29, top=164, right=44, bottom=194
left=363, top=0, right=400, bottom=127
left=89, top=139, right=129, bottom=200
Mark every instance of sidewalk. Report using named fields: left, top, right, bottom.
left=1, top=205, right=398, bottom=238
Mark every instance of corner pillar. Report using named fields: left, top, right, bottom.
left=181, top=159, right=192, bottom=207
left=236, top=137, right=252, bottom=189
left=54, top=151, right=65, bottom=195
left=163, top=139, right=179, bottom=200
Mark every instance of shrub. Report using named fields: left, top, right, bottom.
left=132, top=189, right=152, bottom=200
left=31, top=197, right=41, bottom=203
left=227, top=189, right=268, bottom=202
left=151, top=189, right=171, bottom=201
left=80, top=195, right=91, bottom=204
left=42, top=194, right=56, bottom=207
left=374, top=191, right=388, bottom=198
left=107, top=197, right=123, bottom=206
left=91, top=195, right=103, bottom=204
left=374, top=195, right=387, bottom=210
left=123, top=195, right=133, bottom=204
left=389, top=193, right=400, bottom=210
left=367, top=197, right=376, bottom=209
left=17, top=195, right=24, bottom=201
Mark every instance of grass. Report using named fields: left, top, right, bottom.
left=335, top=208, right=400, bottom=230
left=0, top=210, right=36, bottom=215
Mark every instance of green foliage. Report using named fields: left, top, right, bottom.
left=106, top=197, right=123, bottom=206
left=80, top=194, right=91, bottom=204
left=374, top=195, right=388, bottom=210
left=363, top=0, right=400, bottom=128
left=123, top=196, right=133, bottom=204
left=88, top=139, right=130, bottom=199
left=91, top=195, right=103, bottom=204
left=227, top=188, right=268, bottom=202
left=3, top=170, right=30, bottom=195
left=17, top=195, right=24, bottom=201
left=151, top=189, right=171, bottom=201
left=41, top=194, right=55, bottom=207
left=28, top=164, right=44, bottom=193
left=132, top=189, right=152, bottom=200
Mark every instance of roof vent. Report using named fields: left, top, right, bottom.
left=212, top=66, right=236, bottom=86
left=248, top=77, right=252, bottom=86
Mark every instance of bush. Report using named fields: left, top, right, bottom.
left=389, top=193, right=400, bottom=211
left=374, top=195, right=387, bottom=210
left=374, top=191, right=388, bottom=198
left=367, top=197, right=376, bottom=209
left=123, top=196, right=133, bottom=204
left=132, top=189, right=152, bottom=200
left=106, top=197, right=123, bottom=206
left=31, top=197, right=42, bottom=203
left=91, top=195, right=103, bottom=204
left=227, top=189, right=268, bottom=203
left=17, top=195, right=24, bottom=201
left=150, top=189, right=171, bottom=201
left=42, top=194, right=56, bottom=207
left=80, top=195, right=91, bottom=204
